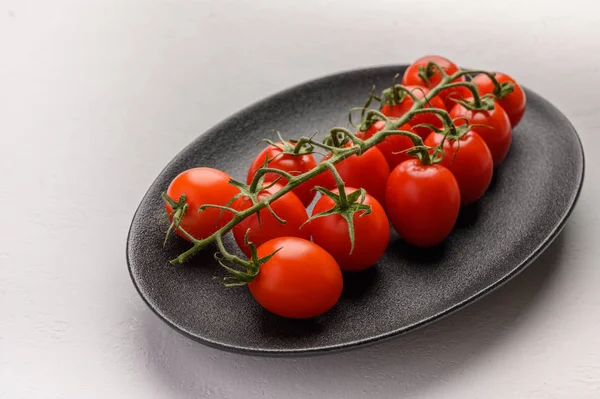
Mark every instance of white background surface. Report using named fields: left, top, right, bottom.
left=1, top=0, right=599, bottom=397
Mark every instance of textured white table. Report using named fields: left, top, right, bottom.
left=2, top=0, right=599, bottom=397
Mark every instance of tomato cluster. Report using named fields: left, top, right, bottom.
left=162, top=56, right=526, bottom=320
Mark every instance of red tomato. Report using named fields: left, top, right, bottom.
left=247, top=143, right=318, bottom=206
left=232, top=184, right=310, bottom=257
left=356, top=120, right=414, bottom=168
left=424, top=131, right=493, bottom=206
left=473, top=72, right=527, bottom=127
left=317, top=145, right=390, bottom=208
left=309, top=188, right=390, bottom=272
left=401, top=55, right=470, bottom=110
left=450, top=100, right=512, bottom=167
left=386, top=160, right=460, bottom=247
left=165, top=167, right=240, bottom=241
left=249, top=237, right=343, bottom=319
left=380, top=86, right=446, bottom=140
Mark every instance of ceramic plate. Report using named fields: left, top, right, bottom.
left=127, top=65, right=584, bottom=355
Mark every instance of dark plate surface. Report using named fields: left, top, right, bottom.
left=127, top=65, right=584, bottom=356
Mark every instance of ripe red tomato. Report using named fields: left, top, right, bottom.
left=450, top=100, right=512, bottom=167
left=165, top=167, right=240, bottom=241
left=386, top=160, right=460, bottom=247
left=249, top=237, right=343, bottom=319
left=424, top=131, right=493, bottom=206
left=472, top=72, right=527, bottom=127
left=356, top=120, right=414, bottom=168
left=401, top=55, right=470, bottom=110
left=309, top=188, right=390, bottom=272
left=247, top=143, right=318, bottom=206
left=317, top=145, right=390, bottom=208
left=380, top=86, right=446, bottom=140
left=232, top=184, right=310, bottom=257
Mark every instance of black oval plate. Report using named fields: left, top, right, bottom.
left=127, top=65, right=584, bottom=356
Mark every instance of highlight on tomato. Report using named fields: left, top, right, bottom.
left=424, top=130, right=494, bottom=206
left=386, top=158, right=460, bottom=247
left=248, top=237, right=343, bottom=319
left=247, top=140, right=318, bottom=206
left=401, top=55, right=470, bottom=110
left=309, top=187, right=390, bottom=272
left=232, top=184, right=310, bottom=257
left=163, top=167, right=240, bottom=241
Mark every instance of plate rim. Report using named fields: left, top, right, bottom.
left=126, top=64, right=585, bottom=356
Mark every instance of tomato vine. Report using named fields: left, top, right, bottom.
left=162, top=63, right=510, bottom=283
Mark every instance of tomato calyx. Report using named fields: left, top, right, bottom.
left=416, top=60, right=447, bottom=85
left=302, top=163, right=371, bottom=253
left=379, top=73, right=408, bottom=107
left=214, top=232, right=282, bottom=287
left=308, top=190, right=372, bottom=255
left=161, top=192, right=190, bottom=244
left=494, top=81, right=515, bottom=100
left=263, top=130, right=315, bottom=156
left=229, top=177, right=288, bottom=229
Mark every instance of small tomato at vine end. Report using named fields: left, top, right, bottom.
left=450, top=99, right=512, bottom=167
left=472, top=72, right=526, bottom=127
left=165, top=167, right=240, bottom=241
left=401, top=55, right=470, bottom=110
left=249, top=237, right=343, bottom=319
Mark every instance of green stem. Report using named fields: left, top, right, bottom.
left=440, top=81, right=484, bottom=108
left=454, top=69, right=505, bottom=97
left=248, top=167, right=294, bottom=193
left=408, top=108, right=457, bottom=135
left=323, top=163, right=349, bottom=208
left=168, top=71, right=468, bottom=264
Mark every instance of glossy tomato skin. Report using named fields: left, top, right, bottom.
left=386, top=160, right=460, bottom=247
left=473, top=72, right=526, bottom=127
left=310, top=188, right=390, bottom=272
left=165, top=167, right=240, bottom=241
left=356, top=120, right=414, bottom=169
left=316, top=145, right=390, bottom=208
left=401, top=55, right=470, bottom=110
left=232, top=184, right=310, bottom=257
left=249, top=237, right=343, bottom=319
left=247, top=143, right=318, bottom=206
left=380, top=86, right=446, bottom=140
left=424, top=132, right=493, bottom=206
left=450, top=101, right=512, bottom=167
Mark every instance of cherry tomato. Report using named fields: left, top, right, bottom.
left=424, top=131, right=493, bottom=206
left=309, top=188, right=390, bottom=272
left=356, top=120, right=414, bottom=169
left=380, top=86, right=446, bottom=140
left=386, top=159, right=460, bottom=247
left=232, top=184, right=310, bottom=257
left=401, top=55, right=470, bottom=110
left=165, top=167, right=240, bottom=241
left=450, top=100, right=512, bottom=167
left=249, top=237, right=343, bottom=319
left=316, top=145, right=390, bottom=208
left=247, top=143, right=318, bottom=206
left=473, top=72, right=526, bottom=127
